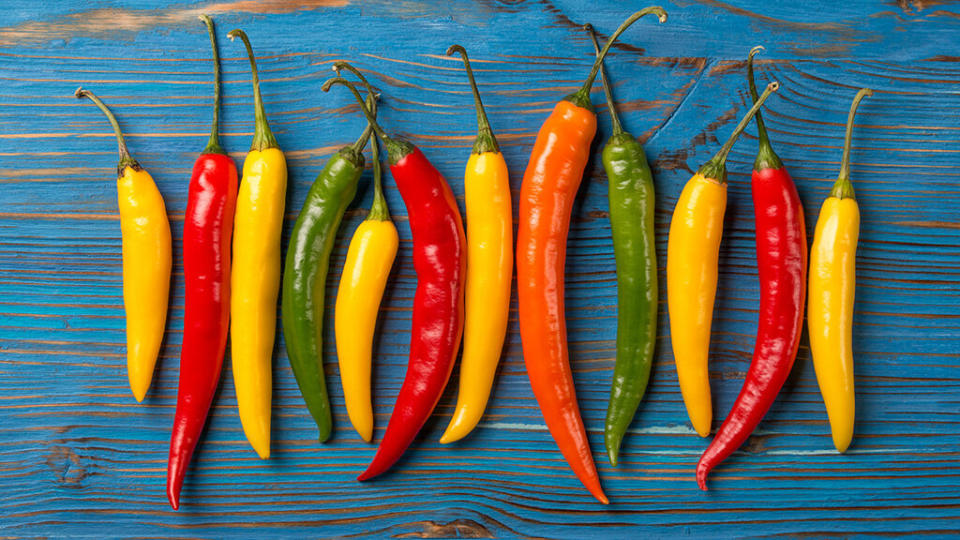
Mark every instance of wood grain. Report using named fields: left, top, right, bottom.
left=1, top=0, right=959, bottom=537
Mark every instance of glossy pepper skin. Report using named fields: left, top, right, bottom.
left=323, top=76, right=465, bottom=481
left=694, top=50, right=805, bottom=490
left=517, top=8, right=666, bottom=504
left=228, top=29, right=287, bottom=459
left=282, top=66, right=377, bottom=443
left=667, top=82, right=780, bottom=440
left=74, top=87, right=171, bottom=403
left=335, top=132, right=398, bottom=443
left=439, top=45, right=513, bottom=445
left=586, top=25, right=658, bottom=467
left=809, top=88, right=872, bottom=454
left=167, top=15, right=236, bottom=510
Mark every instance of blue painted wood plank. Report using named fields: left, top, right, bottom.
left=1, top=0, right=960, bottom=538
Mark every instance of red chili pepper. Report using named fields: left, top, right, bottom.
left=167, top=15, right=238, bottom=510
left=322, top=76, right=465, bottom=481
left=696, top=46, right=806, bottom=490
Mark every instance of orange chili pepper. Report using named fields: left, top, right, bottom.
left=516, top=7, right=666, bottom=505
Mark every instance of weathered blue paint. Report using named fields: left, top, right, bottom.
left=1, top=0, right=959, bottom=537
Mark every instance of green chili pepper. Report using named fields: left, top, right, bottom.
left=587, top=25, right=659, bottom=466
left=281, top=69, right=377, bottom=442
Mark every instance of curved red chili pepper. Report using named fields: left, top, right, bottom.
left=167, top=15, right=238, bottom=509
left=321, top=76, right=465, bottom=481
left=358, top=145, right=465, bottom=480
left=696, top=46, right=806, bottom=490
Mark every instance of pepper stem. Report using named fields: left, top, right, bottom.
left=747, top=45, right=781, bottom=170
left=366, top=134, right=390, bottom=221
left=831, top=88, right=873, bottom=200
left=446, top=45, right=499, bottom=154
left=200, top=15, right=225, bottom=155
left=228, top=29, right=278, bottom=151
left=331, top=62, right=380, bottom=154
left=585, top=24, right=623, bottom=136
left=74, top=87, right=140, bottom=173
left=697, top=81, right=780, bottom=182
left=322, top=77, right=414, bottom=165
left=349, top=93, right=377, bottom=154
left=565, top=6, right=667, bottom=109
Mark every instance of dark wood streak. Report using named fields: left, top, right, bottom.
left=684, top=0, right=856, bottom=33
left=637, top=58, right=708, bottom=144
left=653, top=104, right=739, bottom=175
left=43, top=445, right=88, bottom=487
left=536, top=0, right=645, bottom=55
left=0, top=1, right=351, bottom=48
left=895, top=0, right=954, bottom=16
left=390, top=519, right=495, bottom=538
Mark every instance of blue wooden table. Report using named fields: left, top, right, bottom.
left=2, top=1, right=958, bottom=537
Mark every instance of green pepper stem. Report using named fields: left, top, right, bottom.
left=446, top=45, right=499, bottom=154
left=585, top=24, right=623, bottom=136
left=697, top=81, right=780, bottom=182
left=228, top=29, right=278, bottom=151
left=333, top=61, right=378, bottom=96
left=831, top=87, right=873, bottom=199
left=322, top=77, right=414, bottom=165
left=349, top=93, right=377, bottom=154
left=366, top=133, right=390, bottom=221
left=74, top=87, right=139, bottom=172
left=200, top=15, right=225, bottom=155
left=331, top=62, right=380, bottom=154
left=747, top=45, right=781, bottom=170
left=747, top=47, right=770, bottom=150
left=565, top=6, right=667, bottom=109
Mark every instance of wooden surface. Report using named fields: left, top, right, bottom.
left=2, top=0, right=959, bottom=537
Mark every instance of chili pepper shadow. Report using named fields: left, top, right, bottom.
left=570, top=129, right=603, bottom=233
left=848, top=289, right=866, bottom=453
left=273, top=145, right=304, bottom=455
left=432, top=343, right=465, bottom=433
left=558, top=127, right=611, bottom=457
left=566, top=125, right=603, bottom=368
left=432, top=157, right=469, bottom=442
left=711, top=187, right=743, bottom=425
left=744, top=327, right=812, bottom=437
left=268, top=305, right=292, bottom=461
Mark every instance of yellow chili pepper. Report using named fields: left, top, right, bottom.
left=228, top=29, right=286, bottom=459
left=335, top=135, right=398, bottom=443
left=667, top=82, right=779, bottom=438
left=809, top=88, right=872, bottom=454
left=439, top=45, right=512, bottom=444
left=667, top=173, right=725, bottom=437
left=75, top=87, right=171, bottom=403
